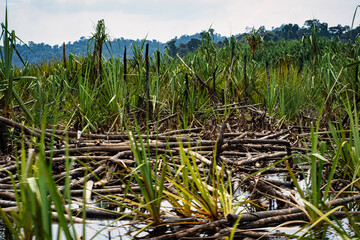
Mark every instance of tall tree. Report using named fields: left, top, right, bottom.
left=246, top=28, right=264, bottom=60
left=90, top=19, right=110, bottom=80
left=166, top=39, right=177, bottom=57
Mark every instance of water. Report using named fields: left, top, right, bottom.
left=53, top=220, right=132, bottom=240
left=0, top=219, right=135, bottom=240
left=0, top=224, right=12, bottom=240
left=0, top=172, right=355, bottom=240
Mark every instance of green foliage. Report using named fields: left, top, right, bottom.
left=245, top=28, right=264, bottom=60
left=0, top=134, right=78, bottom=240
left=163, top=146, right=240, bottom=221
left=2, top=21, right=358, bottom=130
left=0, top=5, right=34, bottom=122
left=128, top=124, right=165, bottom=225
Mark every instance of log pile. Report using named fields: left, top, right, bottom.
left=0, top=106, right=358, bottom=239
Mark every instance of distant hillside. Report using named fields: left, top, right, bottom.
left=8, top=19, right=360, bottom=66
left=12, top=37, right=167, bottom=66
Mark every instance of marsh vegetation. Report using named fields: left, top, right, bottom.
left=2, top=5, right=360, bottom=240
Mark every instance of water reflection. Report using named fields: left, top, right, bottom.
left=0, top=222, right=12, bottom=240
left=52, top=220, right=133, bottom=240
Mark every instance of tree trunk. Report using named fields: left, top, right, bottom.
left=0, top=122, right=8, bottom=153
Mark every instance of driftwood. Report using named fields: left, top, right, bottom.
left=227, top=194, right=360, bottom=224
left=0, top=106, right=353, bottom=239
left=152, top=219, right=228, bottom=240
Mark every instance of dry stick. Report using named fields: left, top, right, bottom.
left=240, top=212, right=306, bottom=229
left=213, top=227, right=275, bottom=240
left=240, top=143, right=287, bottom=152
left=238, top=167, right=290, bottom=174
left=70, top=186, right=142, bottom=195
left=223, top=131, right=249, bottom=137
left=0, top=199, right=17, bottom=207
left=243, top=54, right=247, bottom=103
left=159, top=127, right=203, bottom=136
left=0, top=100, right=36, bottom=113
left=236, top=151, right=288, bottom=166
left=226, top=138, right=290, bottom=146
left=212, top=66, right=218, bottom=102
left=0, top=116, right=66, bottom=144
left=214, top=116, right=228, bottom=165
left=215, top=102, right=260, bottom=108
left=0, top=175, right=16, bottom=184
left=183, top=149, right=222, bottom=173
left=149, top=113, right=177, bottom=127
left=53, top=167, right=86, bottom=180
left=48, top=139, right=220, bottom=156
left=153, top=219, right=228, bottom=240
left=0, top=164, right=17, bottom=175
left=47, top=129, right=196, bottom=142
left=0, top=206, right=18, bottom=212
left=227, top=194, right=360, bottom=224
left=266, top=61, right=270, bottom=93
left=45, top=144, right=131, bottom=156
left=71, top=207, right=133, bottom=220
left=221, top=89, right=225, bottom=105
left=106, top=150, right=133, bottom=165
left=62, top=42, right=67, bottom=68
left=214, top=103, right=262, bottom=112
left=156, top=50, right=161, bottom=74
left=240, top=211, right=360, bottom=229
left=263, top=178, right=293, bottom=188
left=52, top=155, right=114, bottom=162
left=124, top=46, right=129, bottom=113
left=0, top=191, right=16, bottom=201
left=52, top=212, right=86, bottom=224
left=161, top=217, right=203, bottom=224
left=0, top=116, right=48, bottom=141
left=248, top=106, right=278, bottom=122
left=260, top=129, right=289, bottom=140
left=145, top=42, right=151, bottom=120
left=250, top=177, right=291, bottom=205
left=176, top=53, right=212, bottom=93
left=95, top=157, right=118, bottom=186
left=84, top=181, right=94, bottom=203
left=58, top=165, right=106, bottom=192
left=0, top=183, right=18, bottom=189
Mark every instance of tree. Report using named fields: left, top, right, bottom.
left=187, top=38, right=201, bottom=52
left=246, top=28, right=264, bottom=60
left=90, top=19, right=110, bottom=80
left=166, top=39, right=177, bottom=57
left=282, top=24, right=300, bottom=40
left=329, top=24, right=350, bottom=37
left=304, top=19, right=320, bottom=30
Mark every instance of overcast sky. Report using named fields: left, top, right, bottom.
left=1, top=0, right=359, bottom=46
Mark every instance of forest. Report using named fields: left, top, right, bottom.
left=9, top=18, right=358, bottom=66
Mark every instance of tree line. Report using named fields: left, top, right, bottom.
left=6, top=19, right=359, bottom=66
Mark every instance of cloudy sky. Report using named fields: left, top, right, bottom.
left=1, top=0, right=359, bottom=45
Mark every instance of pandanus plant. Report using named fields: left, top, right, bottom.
left=89, top=19, right=110, bottom=81
left=245, top=28, right=264, bottom=60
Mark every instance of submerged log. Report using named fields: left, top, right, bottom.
left=227, top=194, right=360, bottom=224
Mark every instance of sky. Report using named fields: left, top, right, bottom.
left=1, top=0, right=359, bottom=46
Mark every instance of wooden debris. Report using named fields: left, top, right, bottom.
left=0, top=105, right=354, bottom=239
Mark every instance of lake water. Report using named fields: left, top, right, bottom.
left=0, top=220, right=134, bottom=240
